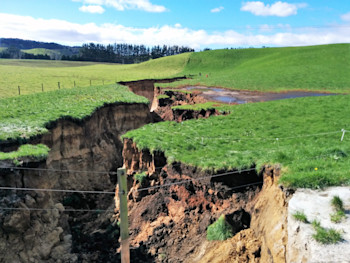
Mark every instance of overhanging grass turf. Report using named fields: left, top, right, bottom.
left=124, top=94, right=350, bottom=188
left=0, top=144, right=50, bottom=161
left=0, top=84, right=148, bottom=142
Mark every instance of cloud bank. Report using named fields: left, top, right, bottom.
left=241, top=1, right=307, bottom=17
left=74, top=0, right=167, bottom=13
left=1, top=13, right=349, bottom=50
left=79, top=5, right=105, bottom=14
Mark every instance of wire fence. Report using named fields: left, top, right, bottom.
left=8, top=79, right=117, bottom=97
left=0, top=128, right=348, bottom=213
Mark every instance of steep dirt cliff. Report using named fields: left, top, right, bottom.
left=117, top=139, right=289, bottom=262
left=0, top=103, right=152, bottom=262
left=151, top=88, right=227, bottom=122
left=119, top=77, right=187, bottom=108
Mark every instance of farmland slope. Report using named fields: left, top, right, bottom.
left=170, top=43, right=350, bottom=93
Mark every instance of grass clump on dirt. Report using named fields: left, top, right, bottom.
left=0, top=144, right=50, bottom=162
left=124, top=94, right=350, bottom=189
left=157, top=94, right=170, bottom=99
left=292, top=211, right=309, bottom=223
left=330, top=196, right=346, bottom=223
left=134, top=172, right=148, bottom=186
left=0, top=84, right=148, bottom=142
left=311, top=220, right=342, bottom=244
left=207, top=215, right=234, bottom=241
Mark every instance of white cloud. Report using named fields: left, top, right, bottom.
left=211, top=6, right=224, bottom=13
left=241, top=1, right=307, bottom=17
left=74, top=0, right=167, bottom=12
left=341, top=12, right=350, bottom=22
left=79, top=5, right=105, bottom=14
left=1, top=13, right=350, bottom=50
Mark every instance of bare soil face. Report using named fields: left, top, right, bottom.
left=119, top=140, right=290, bottom=263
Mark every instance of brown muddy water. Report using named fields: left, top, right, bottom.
left=185, top=86, right=338, bottom=104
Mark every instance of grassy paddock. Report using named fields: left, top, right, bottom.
left=0, top=84, right=148, bottom=142
left=124, top=94, right=350, bottom=188
left=0, top=53, right=190, bottom=98
left=165, top=44, right=350, bottom=93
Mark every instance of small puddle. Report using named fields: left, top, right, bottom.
left=212, top=96, right=246, bottom=104
left=184, top=86, right=338, bottom=104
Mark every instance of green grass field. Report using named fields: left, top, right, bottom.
left=1, top=44, right=350, bottom=189
left=0, top=84, right=148, bottom=142
left=167, top=44, right=350, bottom=93
left=1, top=44, right=350, bottom=98
left=124, top=94, right=350, bottom=188
left=0, top=52, right=190, bottom=98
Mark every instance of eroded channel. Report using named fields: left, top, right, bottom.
left=1, top=78, right=328, bottom=262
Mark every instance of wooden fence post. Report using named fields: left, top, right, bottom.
left=117, top=168, right=130, bottom=263
left=18, top=86, right=20, bottom=95
left=41, top=83, right=44, bottom=92
left=58, top=82, right=60, bottom=89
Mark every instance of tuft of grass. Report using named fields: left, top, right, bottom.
left=330, top=196, right=346, bottom=223
left=134, top=172, right=148, bottom=186
left=331, top=196, right=344, bottom=211
left=312, top=220, right=342, bottom=244
left=331, top=210, right=346, bottom=223
left=292, top=211, right=309, bottom=223
left=207, top=215, right=234, bottom=241
left=0, top=144, right=50, bottom=162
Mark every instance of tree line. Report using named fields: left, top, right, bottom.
left=0, top=47, right=51, bottom=60
left=0, top=42, right=194, bottom=63
left=62, top=43, right=194, bottom=63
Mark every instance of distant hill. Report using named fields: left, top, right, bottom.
left=0, top=38, right=193, bottom=63
left=0, top=38, right=80, bottom=59
left=0, top=38, right=76, bottom=50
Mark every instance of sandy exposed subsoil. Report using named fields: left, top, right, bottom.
left=288, top=187, right=350, bottom=263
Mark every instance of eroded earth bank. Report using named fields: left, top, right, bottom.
left=0, top=79, right=294, bottom=262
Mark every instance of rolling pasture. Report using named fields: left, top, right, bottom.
left=1, top=44, right=350, bottom=188
left=124, top=94, right=350, bottom=188
left=0, top=53, right=190, bottom=98
left=168, top=44, right=350, bottom=93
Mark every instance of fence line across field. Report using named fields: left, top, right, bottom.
left=13, top=79, right=116, bottom=96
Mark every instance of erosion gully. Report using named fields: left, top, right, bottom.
left=1, top=78, right=332, bottom=262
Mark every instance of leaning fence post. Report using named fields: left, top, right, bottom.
left=58, top=82, right=60, bottom=89
left=117, top=168, right=130, bottom=263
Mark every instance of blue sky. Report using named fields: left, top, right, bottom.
left=0, top=0, right=350, bottom=49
